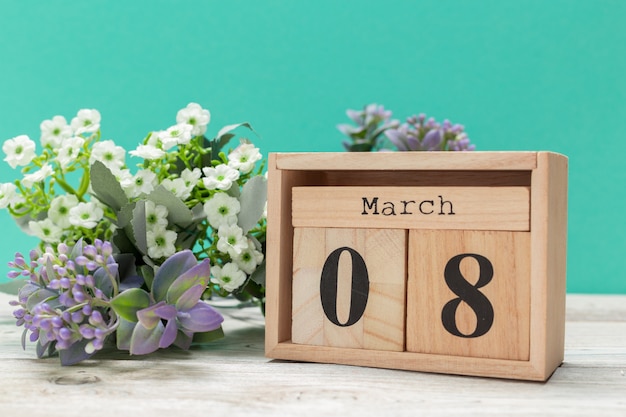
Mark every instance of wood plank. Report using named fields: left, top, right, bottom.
left=406, top=230, right=531, bottom=362
left=528, top=152, right=568, bottom=379
left=0, top=292, right=625, bottom=416
left=275, top=151, right=539, bottom=171
left=292, top=228, right=406, bottom=351
left=292, top=186, right=530, bottom=231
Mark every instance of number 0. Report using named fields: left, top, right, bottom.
left=320, top=247, right=369, bottom=327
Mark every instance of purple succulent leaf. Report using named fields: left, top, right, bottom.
left=130, top=320, right=164, bottom=355
left=116, top=317, right=135, bottom=351
left=136, top=301, right=167, bottom=330
left=423, top=129, right=443, bottom=150
left=152, top=250, right=197, bottom=302
left=166, top=259, right=210, bottom=305
left=154, top=303, right=177, bottom=320
left=406, top=135, right=421, bottom=150
left=173, top=329, right=194, bottom=350
left=159, top=318, right=178, bottom=349
left=385, top=129, right=408, bottom=151
left=59, top=339, right=94, bottom=366
left=346, top=109, right=363, bottom=124
left=36, top=339, right=51, bottom=359
left=176, top=284, right=206, bottom=312
left=177, top=302, right=224, bottom=333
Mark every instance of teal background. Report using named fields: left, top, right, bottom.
left=0, top=1, right=624, bottom=293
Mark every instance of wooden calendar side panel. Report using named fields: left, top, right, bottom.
left=292, top=228, right=406, bottom=351
left=407, top=230, right=530, bottom=361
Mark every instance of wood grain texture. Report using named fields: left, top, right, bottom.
left=292, top=227, right=406, bottom=351
left=406, top=230, right=530, bottom=361
left=528, top=152, right=568, bottom=378
left=292, top=186, right=530, bottom=231
left=0, top=292, right=624, bottom=417
left=275, top=152, right=539, bottom=171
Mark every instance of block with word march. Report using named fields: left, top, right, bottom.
left=265, top=152, right=568, bottom=381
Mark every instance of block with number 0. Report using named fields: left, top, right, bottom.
left=265, top=152, right=567, bottom=381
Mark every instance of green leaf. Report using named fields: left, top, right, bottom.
left=145, top=186, right=193, bottom=227
left=110, top=288, right=151, bottom=322
left=216, top=122, right=255, bottom=141
left=151, top=250, right=197, bottom=302
left=131, top=200, right=148, bottom=255
left=26, top=288, right=58, bottom=311
left=116, top=317, right=136, bottom=351
left=237, top=175, right=267, bottom=234
left=175, top=220, right=202, bottom=251
left=166, top=258, right=210, bottom=306
left=90, top=161, right=128, bottom=212
left=117, top=202, right=136, bottom=228
left=192, top=326, right=224, bottom=344
left=0, top=280, right=27, bottom=295
left=130, top=321, right=164, bottom=355
left=250, top=259, right=266, bottom=286
left=207, top=122, right=256, bottom=163
left=140, top=264, right=155, bottom=291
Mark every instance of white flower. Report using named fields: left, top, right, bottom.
left=48, top=194, right=79, bottom=228
left=71, top=109, right=101, bottom=135
left=217, top=224, right=247, bottom=256
left=22, top=164, right=54, bottom=188
left=146, top=226, right=177, bottom=259
left=122, top=169, right=157, bottom=198
left=0, top=183, right=19, bottom=209
left=181, top=168, right=201, bottom=188
left=129, top=144, right=166, bottom=160
left=111, top=167, right=133, bottom=184
left=176, top=103, right=211, bottom=136
left=3, top=135, right=36, bottom=169
left=69, top=202, right=104, bottom=229
left=202, top=164, right=240, bottom=190
left=211, top=263, right=247, bottom=292
left=145, top=200, right=169, bottom=230
left=161, top=177, right=191, bottom=200
left=28, top=218, right=63, bottom=243
left=159, top=123, right=193, bottom=149
left=40, top=116, right=72, bottom=148
left=90, top=140, right=126, bottom=170
left=232, top=239, right=264, bottom=274
left=55, top=136, right=85, bottom=169
left=203, top=192, right=240, bottom=228
left=228, top=143, right=262, bottom=174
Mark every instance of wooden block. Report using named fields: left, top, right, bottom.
left=292, top=227, right=407, bottom=351
left=406, top=230, right=530, bottom=361
left=292, top=186, right=530, bottom=231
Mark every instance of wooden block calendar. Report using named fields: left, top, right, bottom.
left=265, top=152, right=568, bottom=381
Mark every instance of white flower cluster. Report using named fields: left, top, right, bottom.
left=2, top=109, right=108, bottom=242
left=2, top=102, right=266, bottom=295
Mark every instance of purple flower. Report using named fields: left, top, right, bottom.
left=8, top=240, right=120, bottom=365
left=110, top=250, right=224, bottom=355
left=383, top=113, right=475, bottom=152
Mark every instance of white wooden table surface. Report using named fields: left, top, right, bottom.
left=0, top=292, right=624, bottom=416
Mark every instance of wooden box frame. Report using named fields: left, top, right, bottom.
left=265, top=152, right=568, bottom=381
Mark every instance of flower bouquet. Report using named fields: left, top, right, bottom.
left=1, top=103, right=267, bottom=365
